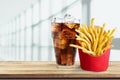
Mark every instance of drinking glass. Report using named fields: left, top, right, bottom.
left=51, top=14, right=80, bottom=68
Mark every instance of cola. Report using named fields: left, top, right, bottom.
left=52, top=22, right=80, bottom=66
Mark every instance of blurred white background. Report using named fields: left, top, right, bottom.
left=0, top=0, right=119, bottom=61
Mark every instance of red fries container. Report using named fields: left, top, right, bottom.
left=78, top=48, right=110, bottom=72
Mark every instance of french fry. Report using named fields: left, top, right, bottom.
left=81, top=42, right=87, bottom=48
left=82, top=24, right=88, bottom=31
left=91, top=18, right=95, bottom=28
left=98, top=24, right=106, bottom=44
left=109, top=27, right=117, bottom=37
left=101, top=23, right=106, bottom=34
left=93, top=27, right=99, bottom=53
left=75, top=29, right=90, bottom=43
left=97, top=38, right=108, bottom=56
left=88, top=27, right=95, bottom=45
left=102, top=45, right=113, bottom=53
left=76, top=37, right=92, bottom=51
left=82, top=25, right=93, bottom=43
left=70, top=44, right=94, bottom=55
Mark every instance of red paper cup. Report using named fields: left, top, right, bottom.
left=78, top=48, right=110, bottom=72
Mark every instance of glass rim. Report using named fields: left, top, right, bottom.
left=51, top=17, right=80, bottom=24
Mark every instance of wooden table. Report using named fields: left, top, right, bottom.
left=0, top=61, right=119, bottom=79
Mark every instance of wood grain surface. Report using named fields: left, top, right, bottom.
left=0, top=61, right=119, bottom=79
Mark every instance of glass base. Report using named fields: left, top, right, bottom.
left=57, top=65, right=75, bottom=69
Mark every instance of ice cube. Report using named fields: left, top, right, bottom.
left=54, top=38, right=68, bottom=49
left=59, top=28, right=76, bottom=39
left=66, top=47, right=76, bottom=65
left=61, top=53, right=67, bottom=65
left=54, top=47, right=61, bottom=64
left=64, top=14, right=75, bottom=23
left=64, top=23, right=79, bottom=29
left=52, top=23, right=61, bottom=32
